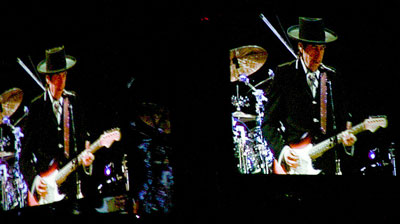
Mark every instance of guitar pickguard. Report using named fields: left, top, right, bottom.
left=31, top=169, right=65, bottom=205
left=289, top=146, right=321, bottom=175
left=278, top=144, right=321, bottom=175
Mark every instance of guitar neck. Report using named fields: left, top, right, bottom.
left=87, top=138, right=103, bottom=154
left=308, top=123, right=365, bottom=160
left=55, top=138, right=103, bottom=186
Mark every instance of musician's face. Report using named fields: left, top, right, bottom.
left=46, top=71, right=67, bottom=100
left=299, top=43, right=325, bottom=72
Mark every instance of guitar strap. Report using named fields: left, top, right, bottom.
left=63, top=97, right=70, bottom=159
left=320, top=72, right=328, bottom=135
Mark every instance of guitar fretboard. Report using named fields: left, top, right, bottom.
left=55, top=138, right=103, bottom=186
left=308, top=123, right=365, bottom=159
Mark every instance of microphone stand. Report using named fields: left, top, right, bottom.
left=69, top=102, right=83, bottom=201
left=388, top=143, right=396, bottom=176
left=327, top=79, right=342, bottom=175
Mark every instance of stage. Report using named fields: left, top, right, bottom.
left=1, top=0, right=400, bottom=221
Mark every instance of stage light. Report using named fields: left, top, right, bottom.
left=368, top=149, right=377, bottom=160
left=104, top=163, right=113, bottom=176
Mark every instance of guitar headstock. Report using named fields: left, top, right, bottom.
left=99, top=128, right=121, bottom=148
left=364, top=116, right=388, bottom=133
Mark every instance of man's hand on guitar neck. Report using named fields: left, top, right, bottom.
left=341, top=121, right=357, bottom=147
left=80, top=141, right=95, bottom=167
left=280, top=120, right=357, bottom=170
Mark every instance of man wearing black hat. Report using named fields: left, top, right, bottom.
left=262, top=17, right=356, bottom=175
left=21, top=46, right=94, bottom=206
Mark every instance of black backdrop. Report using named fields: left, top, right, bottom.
left=1, top=0, right=400, bottom=221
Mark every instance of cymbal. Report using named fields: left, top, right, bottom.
left=0, top=88, right=23, bottom=124
left=139, top=102, right=171, bottom=134
left=230, top=45, right=267, bottom=82
left=0, top=151, right=14, bottom=160
left=232, top=111, right=257, bottom=122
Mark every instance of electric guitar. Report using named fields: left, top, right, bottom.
left=274, top=117, right=388, bottom=175
left=28, top=128, right=121, bottom=206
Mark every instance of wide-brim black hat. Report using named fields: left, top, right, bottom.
left=287, top=17, right=338, bottom=44
left=37, top=46, right=76, bottom=74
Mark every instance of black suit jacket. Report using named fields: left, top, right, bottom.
left=21, top=91, right=88, bottom=200
left=262, top=60, right=350, bottom=173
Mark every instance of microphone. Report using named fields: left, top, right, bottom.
left=63, top=90, right=76, bottom=97
left=320, top=63, right=336, bottom=73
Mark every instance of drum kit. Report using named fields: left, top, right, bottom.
left=0, top=88, right=28, bottom=211
left=230, top=45, right=275, bottom=174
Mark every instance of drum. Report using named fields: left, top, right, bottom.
left=232, top=117, right=272, bottom=174
left=231, top=64, right=275, bottom=175
left=0, top=125, right=28, bottom=211
left=1, top=159, right=29, bottom=210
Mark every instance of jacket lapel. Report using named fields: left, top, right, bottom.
left=44, top=98, right=60, bottom=129
left=296, top=66, right=314, bottom=100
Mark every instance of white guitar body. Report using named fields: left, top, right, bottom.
left=280, top=145, right=321, bottom=175
left=31, top=170, right=65, bottom=205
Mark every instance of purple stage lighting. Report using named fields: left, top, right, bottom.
left=368, top=149, right=377, bottom=160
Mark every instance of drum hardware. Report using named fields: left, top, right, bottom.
left=232, top=118, right=252, bottom=173
left=239, top=74, right=274, bottom=173
left=246, top=69, right=275, bottom=95
left=0, top=152, right=14, bottom=160
left=0, top=88, right=28, bottom=211
left=1, top=117, right=28, bottom=210
left=232, top=111, right=256, bottom=123
left=230, top=45, right=274, bottom=174
left=231, top=95, right=250, bottom=112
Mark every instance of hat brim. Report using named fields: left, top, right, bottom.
left=37, top=56, right=77, bottom=74
left=287, top=25, right=338, bottom=44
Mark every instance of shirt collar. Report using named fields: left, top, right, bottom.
left=299, top=57, right=320, bottom=77
left=47, top=89, right=63, bottom=105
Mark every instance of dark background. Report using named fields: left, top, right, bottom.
left=1, top=0, right=399, bottom=221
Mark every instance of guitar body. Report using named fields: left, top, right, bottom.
left=288, top=145, right=321, bottom=175
left=29, top=164, right=65, bottom=206
left=275, top=144, right=321, bottom=175
left=38, top=169, right=65, bottom=205
left=27, top=128, right=121, bottom=206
